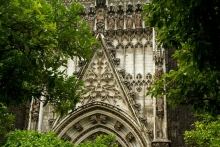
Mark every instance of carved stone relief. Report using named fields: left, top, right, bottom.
left=154, top=49, right=164, bottom=66
left=135, top=12, right=142, bottom=28
left=117, top=15, right=124, bottom=29
left=90, top=115, right=98, bottom=124
left=114, top=121, right=123, bottom=130
left=108, top=15, right=115, bottom=30
left=147, top=129, right=154, bottom=140
left=74, top=122, right=83, bottom=132
left=90, top=114, right=108, bottom=124
left=81, top=49, right=125, bottom=105
left=88, top=14, right=95, bottom=29
left=156, top=97, right=164, bottom=117
left=48, top=118, right=55, bottom=128
left=97, top=9, right=104, bottom=23
left=146, top=73, right=153, bottom=90
left=126, top=13, right=133, bottom=29
left=155, top=66, right=163, bottom=80
left=126, top=132, right=135, bottom=142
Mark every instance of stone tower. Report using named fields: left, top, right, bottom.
left=28, top=0, right=171, bottom=146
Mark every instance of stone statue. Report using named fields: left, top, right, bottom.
left=117, top=15, right=124, bottom=29
left=155, top=67, right=163, bottom=80
left=97, top=10, right=104, bottom=23
left=126, top=13, right=133, bottom=29
left=88, top=15, right=94, bottom=29
left=108, top=15, right=115, bottom=30
left=135, top=12, right=142, bottom=28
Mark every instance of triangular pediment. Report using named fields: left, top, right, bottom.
left=78, top=34, right=138, bottom=119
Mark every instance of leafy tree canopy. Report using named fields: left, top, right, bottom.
left=144, top=0, right=220, bottom=116
left=3, top=130, right=117, bottom=147
left=0, top=103, right=14, bottom=145
left=0, top=0, right=98, bottom=115
left=184, top=115, right=220, bottom=147
left=77, top=134, right=118, bottom=147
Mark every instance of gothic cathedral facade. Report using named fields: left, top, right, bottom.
left=28, top=0, right=172, bottom=146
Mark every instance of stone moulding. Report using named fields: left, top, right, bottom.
left=53, top=102, right=150, bottom=146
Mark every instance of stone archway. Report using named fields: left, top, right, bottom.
left=53, top=102, right=150, bottom=147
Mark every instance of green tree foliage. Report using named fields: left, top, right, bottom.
left=184, top=115, right=220, bottom=147
left=3, top=130, right=117, bottom=147
left=0, top=103, right=14, bottom=145
left=3, top=130, right=74, bottom=147
left=77, top=134, right=118, bottom=147
left=0, top=0, right=98, bottom=115
left=143, top=0, right=220, bottom=116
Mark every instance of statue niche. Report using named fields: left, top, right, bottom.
left=126, top=12, right=133, bottom=29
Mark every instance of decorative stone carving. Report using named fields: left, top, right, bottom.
left=117, top=15, right=124, bottom=29
left=156, top=97, right=164, bottom=117
left=74, top=122, right=83, bottom=132
left=135, top=73, right=143, bottom=92
left=118, top=69, right=125, bottom=78
left=113, top=58, right=120, bottom=66
left=88, top=14, right=95, bottom=29
left=147, top=129, right=153, bottom=140
left=114, top=121, right=122, bottom=130
left=139, top=117, right=147, bottom=123
left=48, top=118, right=55, bottom=128
left=126, top=132, right=135, bottom=142
left=129, top=92, right=136, bottom=99
left=126, top=13, right=133, bottom=29
left=97, top=9, right=104, bottom=23
left=90, top=115, right=98, bottom=124
left=155, top=67, right=163, bottom=80
left=146, top=73, right=153, bottom=89
left=108, top=15, right=115, bottom=30
left=90, top=114, right=107, bottom=124
left=100, top=114, right=107, bottom=124
left=124, top=73, right=133, bottom=90
left=135, top=12, right=142, bottom=28
left=134, top=103, right=141, bottom=111
left=107, top=5, right=115, bottom=30
left=154, top=49, right=164, bottom=65
left=81, top=48, right=124, bottom=105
